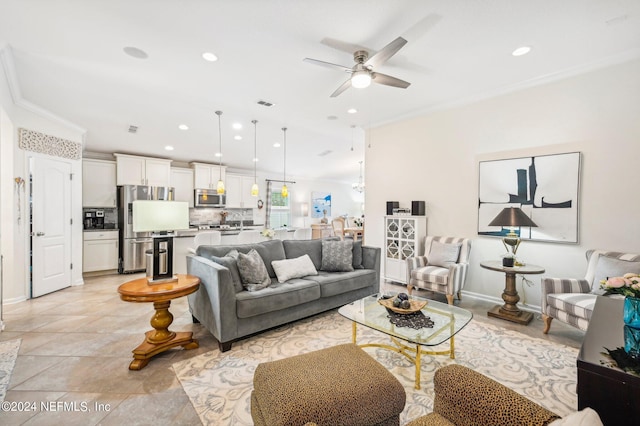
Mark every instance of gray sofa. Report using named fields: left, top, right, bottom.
left=186, top=238, right=381, bottom=351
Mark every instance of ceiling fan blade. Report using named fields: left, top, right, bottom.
left=371, top=72, right=411, bottom=89
left=365, top=37, right=408, bottom=69
left=330, top=78, right=352, bottom=97
left=303, top=58, right=352, bottom=73
left=320, top=37, right=371, bottom=55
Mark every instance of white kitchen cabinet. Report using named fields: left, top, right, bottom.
left=225, top=174, right=258, bottom=208
left=83, top=231, right=119, bottom=272
left=191, top=162, right=226, bottom=190
left=114, top=153, right=171, bottom=186
left=82, top=159, right=117, bottom=207
left=384, top=215, right=427, bottom=284
left=171, top=167, right=194, bottom=207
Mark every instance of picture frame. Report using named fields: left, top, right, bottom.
left=478, top=152, right=581, bottom=244
left=311, top=191, right=331, bottom=218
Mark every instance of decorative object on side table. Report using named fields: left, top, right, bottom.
left=601, top=273, right=640, bottom=359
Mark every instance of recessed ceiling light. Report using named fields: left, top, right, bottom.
left=347, top=108, right=358, bottom=114
left=178, top=124, right=189, bottom=130
left=202, top=52, right=218, bottom=62
left=234, top=135, right=242, bottom=140
left=232, top=123, right=242, bottom=130
left=253, top=158, right=259, bottom=162
left=165, top=146, right=174, bottom=151
left=123, top=46, right=148, bottom=59
left=273, top=143, right=281, bottom=148
left=512, top=46, right=532, bottom=57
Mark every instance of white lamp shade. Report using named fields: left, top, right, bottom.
left=133, top=200, right=190, bottom=233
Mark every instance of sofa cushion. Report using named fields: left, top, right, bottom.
left=303, top=269, right=375, bottom=298
left=235, top=279, right=321, bottom=318
left=272, top=255, right=318, bottom=283
left=283, top=239, right=323, bottom=270
left=428, top=241, right=461, bottom=268
left=229, top=249, right=271, bottom=292
left=321, top=240, right=354, bottom=272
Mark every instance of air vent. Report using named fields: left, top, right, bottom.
left=318, top=150, right=332, bottom=157
left=128, top=125, right=138, bottom=134
left=257, top=100, right=274, bottom=107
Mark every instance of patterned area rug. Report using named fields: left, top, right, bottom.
left=173, top=311, right=578, bottom=425
left=0, top=339, right=21, bottom=402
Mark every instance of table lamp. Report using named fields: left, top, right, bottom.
left=487, top=207, right=538, bottom=257
left=133, top=200, right=189, bottom=284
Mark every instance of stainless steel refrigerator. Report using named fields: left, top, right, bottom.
left=118, top=185, right=174, bottom=273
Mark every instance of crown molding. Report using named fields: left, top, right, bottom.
left=0, top=44, right=87, bottom=139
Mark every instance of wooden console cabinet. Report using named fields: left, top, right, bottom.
left=577, top=296, right=640, bottom=425
left=311, top=224, right=332, bottom=239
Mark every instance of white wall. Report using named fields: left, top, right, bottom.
left=366, top=58, right=640, bottom=310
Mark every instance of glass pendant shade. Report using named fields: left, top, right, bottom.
left=251, top=182, right=259, bottom=196
left=281, top=184, right=288, bottom=198
left=216, top=179, right=225, bottom=194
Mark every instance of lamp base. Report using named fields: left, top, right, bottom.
left=147, top=275, right=179, bottom=285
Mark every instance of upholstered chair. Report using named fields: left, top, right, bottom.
left=406, top=236, right=471, bottom=305
left=188, top=230, right=221, bottom=254
left=541, top=250, right=640, bottom=334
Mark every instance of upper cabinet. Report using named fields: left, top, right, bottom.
left=114, top=153, right=171, bottom=186
left=170, top=167, right=194, bottom=207
left=82, top=159, right=117, bottom=207
left=191, top=162, right=226, bottom=190
left=226, top=174, right=258, bottom=208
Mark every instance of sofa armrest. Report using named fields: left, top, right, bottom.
left=407, top=364, right=559, bottom=426
left=446, top=262, right=469, bottom=294
left=540, top=277, right=591, bottom=313
left=186, top=255, right=239, bottom=344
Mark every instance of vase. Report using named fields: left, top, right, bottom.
left=623, top=297, right=640, bottom=359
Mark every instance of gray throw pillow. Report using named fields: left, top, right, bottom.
left=211, top=253, right=243, bottom=293
left=321, top=240, right=354, bottom=272
left=428, top=241, right=462, bottom=268
left=593, top=255, right=640, bottom=289
left=228, top=249, right=271, bottom=291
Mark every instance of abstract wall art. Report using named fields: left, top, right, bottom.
left=478, top=152, right=581, bottom=244
left=311, top=191, right=331, bottom=218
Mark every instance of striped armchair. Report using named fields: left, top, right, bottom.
left=406, top=236, right=471, bottom=305
left=542, top=250, right=640, bottom=334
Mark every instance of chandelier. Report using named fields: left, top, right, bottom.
left=352, top=160, right=365, bottom=193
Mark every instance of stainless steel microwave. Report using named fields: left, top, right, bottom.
left=194, top=189, right=226, bottom=208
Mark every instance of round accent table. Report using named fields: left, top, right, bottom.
left=118, top=274, right=201, bottom=370
left=480, top=261, right=545, bottom=325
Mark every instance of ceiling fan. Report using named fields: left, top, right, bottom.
left=304, top=36, right=411, bottom=97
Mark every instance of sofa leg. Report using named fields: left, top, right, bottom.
left=191, top=315, right=200, bottom=324
left=446, top=294, right=454, bottom=305
left=219, top=341, right=232, bottom=352
left=542, top=315, right=553, bottom=334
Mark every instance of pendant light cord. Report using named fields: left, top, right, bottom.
left=282, top=127, right=287, bottom=182
left=216, top=110, right=223, bottom=180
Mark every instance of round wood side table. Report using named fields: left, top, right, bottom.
left=118, top=274, right=200, bottom=370
left=480, top=261, right=545, bottom=325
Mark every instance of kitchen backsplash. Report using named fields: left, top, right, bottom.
left=189, top=208, right=254, bottom=225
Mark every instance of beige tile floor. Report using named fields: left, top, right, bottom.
left=1, top=273, right=585, bottom=425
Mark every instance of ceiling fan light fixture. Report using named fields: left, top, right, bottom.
left=351, top=70, right=372, bottom=89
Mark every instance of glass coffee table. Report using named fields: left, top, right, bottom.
left=339, top=293, right=473, bottom=389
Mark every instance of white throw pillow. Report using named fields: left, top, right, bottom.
left=272, top=254, right=318, bottom=282
left=427, top=241, right=462, bottom=268
left=549, top=408, right=603, bottom=426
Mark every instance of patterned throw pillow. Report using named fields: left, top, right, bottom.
left=321, top=240, right=354, bottom=272
left=228, top=249, right=271, bottom=291
left=428, top=241, right=462, bottom=268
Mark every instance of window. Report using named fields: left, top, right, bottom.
left=270, top=188, right=291, bottom=228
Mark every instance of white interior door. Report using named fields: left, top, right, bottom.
left=31, top=156, right=72, bottom=297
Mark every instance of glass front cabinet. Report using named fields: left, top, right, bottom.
left=384, top=215, right=427, bottom=284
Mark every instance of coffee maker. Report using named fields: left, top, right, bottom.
left=84, top=210, right=105, bottom=229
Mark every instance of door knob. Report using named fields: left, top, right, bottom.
left=36, top=232, right=45, bottom=236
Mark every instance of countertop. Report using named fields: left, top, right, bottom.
left=84, top=227, right=119, bottom=232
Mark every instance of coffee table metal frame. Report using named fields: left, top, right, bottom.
left=338, top=293, right=473, bottom=389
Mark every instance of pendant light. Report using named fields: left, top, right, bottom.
left=215, top=110, right=225, bottom=194
left=352, top=160, right=365, bottom=193
left=251, top=119, right=259, bottom=197
left=281, top=127, right=288, bottom=198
